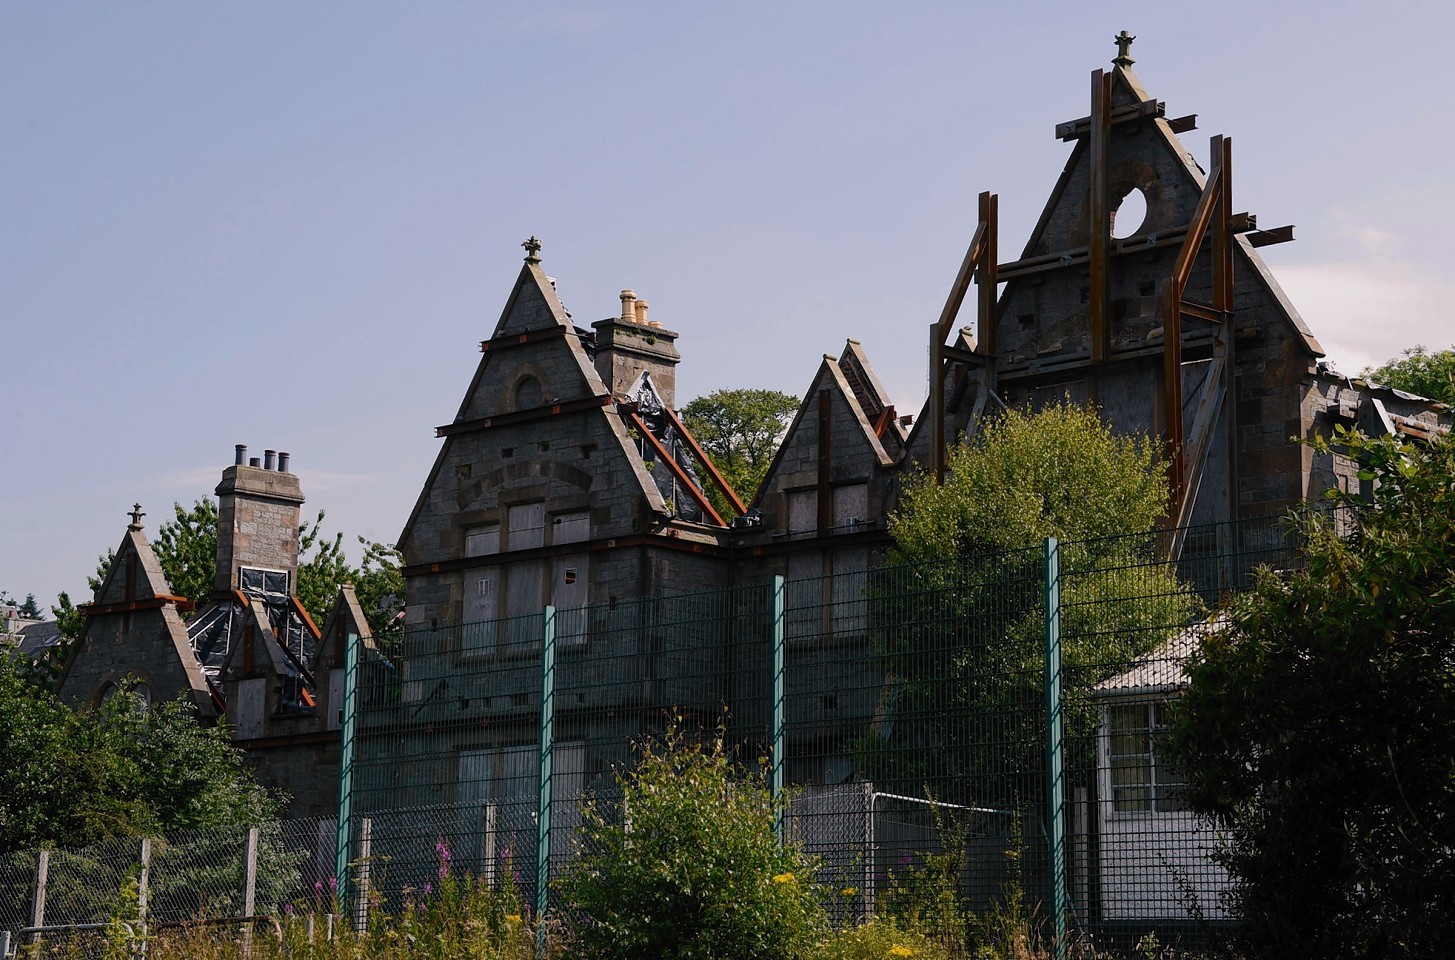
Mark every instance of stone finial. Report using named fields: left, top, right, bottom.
left=128, top=503, right=146, bottom=531
left=522, top=236, right=542, bottom=263
left=1113, top=30, right=1136, bottom=67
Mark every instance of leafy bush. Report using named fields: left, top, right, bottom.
left=1172, top=427, right=1455, bottom=958
left=554, top=723, right=827, bottom=960
left=814, top=919, right=950, bottom=960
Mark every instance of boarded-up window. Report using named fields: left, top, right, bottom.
left=787, top=490, right=817, bottom=536
left=235, top=677, right=268, bottom=739
left=831, top=484, right=869, bottom=533
left=508, top=503, right=545, bottom=550
left=552, top=511, right=590, bottom=545
left=465, top=524, right=500, bottom=557
left=551, top=555, right=589, bottom=645
left=505, top=562, right=542, bottom=651
left=787, top=550, right=825, bottom=641
left=463, top=571, right=499, bottom=652
left=830, top=547, right=868, bottom=635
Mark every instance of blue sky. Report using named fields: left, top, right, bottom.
left=5, top=2, right=1453, bottom=608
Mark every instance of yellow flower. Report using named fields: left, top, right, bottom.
left=506, top=914, right=522, bottom=923
left=889, top=946, right=916, bottom=957
left=840, top=886, right=858, bottom=897
left=771, top=872, right=795, bottom=885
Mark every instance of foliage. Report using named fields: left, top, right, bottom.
left=554, top=723, right=827, bottom=960
left=152, top=498, right=220, bottom=610
left=1171, top=425, right=1455, bottom=959
left=681, top=387, right=799, bottom=517
left=16, top=592, right=42, bottom=619
left=878, top=404, right=1197, bottom=807
left=813, top=920, right=950, bottom=960
left=1362, top=343, right=1455, bottom=406
left=0, top=661, right=280, bottom=851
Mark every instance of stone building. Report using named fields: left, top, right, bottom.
left=56, top=450, right=364, bottom=818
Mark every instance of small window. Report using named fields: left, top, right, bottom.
left=508, top=503, right=545, bottom=550
left=465, top=524, right=500, bottom=557
left=1108, top=701, right=1188, bottom=813
left=240, top=567, right=289, bottom=598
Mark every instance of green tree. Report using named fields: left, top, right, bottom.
left=0, top=660, right=280, bottom=851
left=152, top=498, right=219, bottom=610
left=555, top=724, right=826, bottom=960
left=17, top=593, right=41, bottom=619
left=681, top=388, right=799, bottom=517
left=1362, top=343, right=1455, bottom=406
left=878, top=403, right=1197, bottom=806
left=1171, top=426, right=1455, bottom=959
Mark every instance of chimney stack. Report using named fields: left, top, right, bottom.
left=593, top=289, right=682, bottom=408
left=214, top=444, right=306, bottom=598
left=235, top=444, right=247, bottom=466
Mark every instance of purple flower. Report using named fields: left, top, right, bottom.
left=424, top=882, right=432, bottom=895
left=329, top=876, right=339, bottom=892
left=283, top=903, right=294, bottom=916
left=435, top=841, right=452, bottom=863
left=314, top=881, right=323, bottom=894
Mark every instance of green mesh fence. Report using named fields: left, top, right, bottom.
left=335, top=512, right=1331, bottom=953
left=3, top=513, right=1335, bottom=956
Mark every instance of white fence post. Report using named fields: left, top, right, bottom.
left=137, top=838, right=151, bottom=959
left=28, top=850, right=49, bottom=948
left=242, top=826, right=260, bottom=958
left=353, top=818, right=372, bottom=932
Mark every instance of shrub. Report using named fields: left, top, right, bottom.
left=554, top=723, right=827, bottom=960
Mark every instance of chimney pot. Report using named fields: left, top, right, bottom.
left=634, top=299, right=650, bottom=324
left=235, top=444, right=247, bottom=466
left=264, top=449, right=277, bottom=471
left=278, top=451, right=291, bottom=473
left=619, top=289, right=637, bottom=322
left=250, top=457, right=262, bottom=467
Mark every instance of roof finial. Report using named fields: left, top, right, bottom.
left=1113, top=30, right=1136, bottom=67
left=128, top=503, right=146, bottom=531
left=522, top=235, right=542, bottom=263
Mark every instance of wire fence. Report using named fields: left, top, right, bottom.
left=3, top=513, right=1326, bottom=956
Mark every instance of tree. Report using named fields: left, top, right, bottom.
left=1362, top=343, right=1455, bottom=406
left=681, top=388, right=799, bottom=516
left=555, top=724, right=825, bottom=960
left=1171, top=426, right=1455, bottom=959
left=0, top=659, right=280, bottom=851
left=17, top=593, right=41, bottom=619
left=878, top=403, right=1198, bottom=806
left=152, top=498, right=219, bottom=610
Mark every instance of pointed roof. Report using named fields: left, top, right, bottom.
left=55, top=510, right=216, bottom=717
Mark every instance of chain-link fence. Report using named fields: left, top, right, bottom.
left=0, top=817, right=334, bottom=956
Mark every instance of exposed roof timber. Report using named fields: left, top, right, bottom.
left=1057, top=97, right=1164, bottom=140
left=658, top=404, right=747, bottom=516
left=624, top=409, right=728, bottom=527
left=996, top=212, right=1280, bottom=282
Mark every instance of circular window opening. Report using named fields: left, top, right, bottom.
left=1111, top=187, right=1148, bottom=240
left=514, top=375, right=543, bottom=410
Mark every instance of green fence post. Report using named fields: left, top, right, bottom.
left=1044, top=538, right=1068, bottom=960
left=335, top=629, right=359, bottom=906
left=772, top=575, right=786, bottom=841
left=536, top=606, right=557, bottom=954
